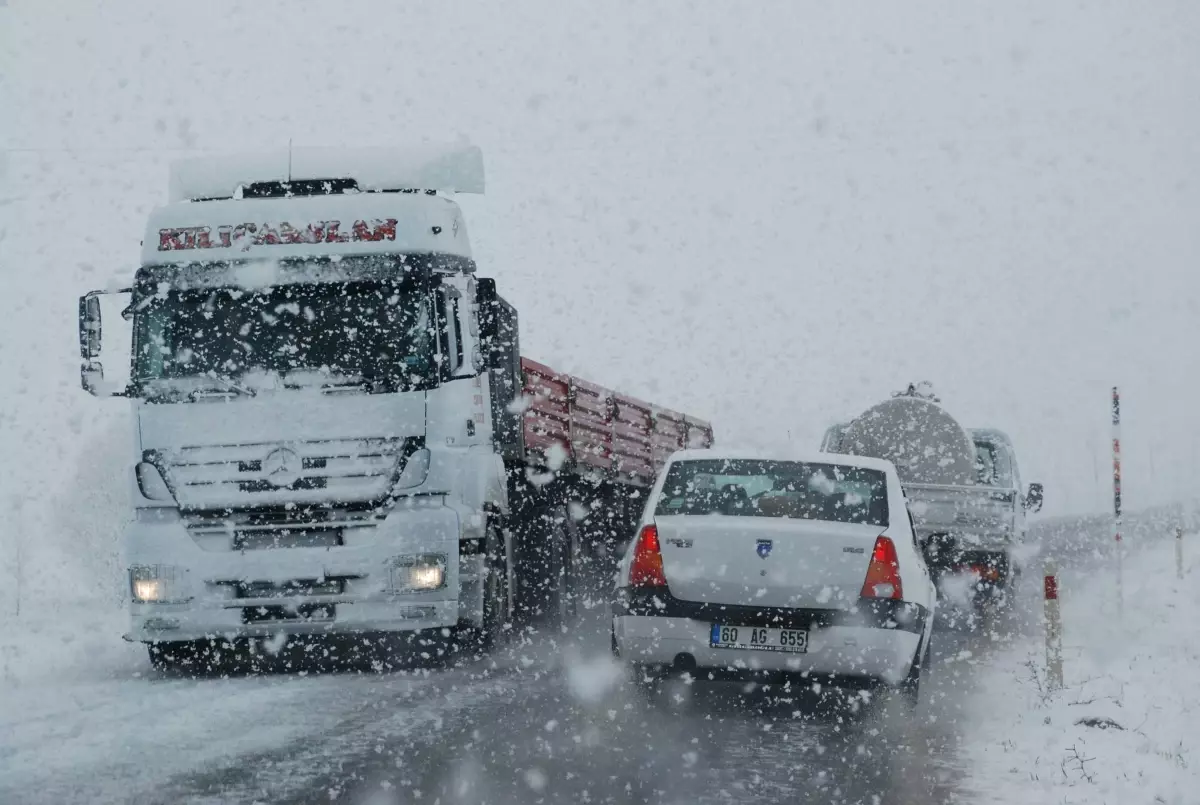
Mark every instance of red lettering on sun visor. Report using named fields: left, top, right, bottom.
left=158, top=226, right=210, bottom=250
left=157, top=219, right=398, bottom=251
left=353, top=218, right=397, bottom=241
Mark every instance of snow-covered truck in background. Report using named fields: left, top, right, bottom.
left=820, top=384, right=1042, bottom=609
left=77, top=144, right=713, bottom=670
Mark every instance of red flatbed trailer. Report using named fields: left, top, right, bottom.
left=519, top=357, right=714, bottom=484
left=473, top=279, right=714, bottom=625
left=501, top=357, right=713, bottom=623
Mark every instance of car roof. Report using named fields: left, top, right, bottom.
left=666, top=447, right=898, bottom=475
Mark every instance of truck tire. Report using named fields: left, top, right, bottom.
left=542, top=507, right=579, bottom=629
left=148, top=640, right=237, bottom=675
left=479, top=521, right=511, bottom=652
left=148, top=641, right=196, bottom=673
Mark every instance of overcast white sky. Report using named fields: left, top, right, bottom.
left=3, top=0, right=1198, bottom=532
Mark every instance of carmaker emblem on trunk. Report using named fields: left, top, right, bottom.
left=756, top=539, right=773, bottom=559
left=262, top=447, right=301, bottom=488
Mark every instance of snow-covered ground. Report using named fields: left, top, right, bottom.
left=1, top=512, right=1193, bottom=804
left=962, top=533, right=1198, bottom=804
left=0, top=603, right=139, bottom=688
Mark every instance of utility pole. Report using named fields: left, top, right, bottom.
left=1112, top=387, right=1123, bottom=618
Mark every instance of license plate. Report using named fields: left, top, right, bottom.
left=710, top=624, right=808, bottom=653
left=234, top=529, right=343, bottom=550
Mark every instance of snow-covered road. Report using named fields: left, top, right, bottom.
left=0, top=607, right=996, bottom=805
left=0, top=511, right=1186, bottom=805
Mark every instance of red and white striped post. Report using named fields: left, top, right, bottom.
left=1044, top=558, right=1063, bottom=689
left=1177, top=525, right=1185, bottom=580
left=1112, top=387, right=1123, bottom=617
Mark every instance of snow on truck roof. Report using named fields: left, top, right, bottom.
left=168, top=143, right=485, bottom=203
left=143, top=144, right=483, bottom=267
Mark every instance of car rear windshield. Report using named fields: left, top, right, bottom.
left=654, top=459, right=889, bottom=526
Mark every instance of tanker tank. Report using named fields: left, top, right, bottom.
left=838, top=395, right=977, bottom=486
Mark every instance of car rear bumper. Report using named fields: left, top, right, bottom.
left=611, top=588, right=926, bottom=685
left=613, top=615, right=920, bottom=685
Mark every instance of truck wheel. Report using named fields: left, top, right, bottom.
left=148, top=641, right=201, bottom=675
left=479, top=522, right=511, bottom=652
left=543, top=508, right=578, bottom=629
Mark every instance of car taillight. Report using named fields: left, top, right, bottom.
left=628, top=524, right=667, bottom=588
left=860, top=536, right=903, bottom=600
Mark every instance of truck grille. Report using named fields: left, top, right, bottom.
left=183, top=505, right=380, bottom=551
left=230, top=577, right=353, bottom=624
left=242, top=604, right=336, bottom=624
left=163, top=437, right=408, bottom=509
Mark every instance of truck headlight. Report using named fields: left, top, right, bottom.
left=130, top=564, right=190, bottom=603
left=389, top=554, right=447, bottom=593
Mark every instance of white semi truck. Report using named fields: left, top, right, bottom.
left=78, top=145, right=713, bottom=671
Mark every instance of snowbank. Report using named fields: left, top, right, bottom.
left=0, top=418, right=136, bottom=687
left=0, top=604, right=142, bottom=688
left=962, top=534, right=1198, bottom=804
left=2, top=417, right=131, bottom=615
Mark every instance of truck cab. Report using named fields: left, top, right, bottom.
left=79, top=145, right=513, bottom=668
left=969, top=428, right=1043, bottom=517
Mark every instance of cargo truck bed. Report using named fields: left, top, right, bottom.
left=519, top=358, right=714, bottom=485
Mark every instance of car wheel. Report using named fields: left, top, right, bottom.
left=899, top=633, right=932, bottom=705
left=626, top=663, right=666, bottom=708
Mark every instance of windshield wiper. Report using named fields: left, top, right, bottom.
left=190, top=376, right=257, bottom=399
left=319, top=380, right=370, bottom=394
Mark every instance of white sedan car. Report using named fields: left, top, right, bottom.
left=612, top=449, right=937, bottom=702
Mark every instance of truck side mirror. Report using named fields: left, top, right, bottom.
left=78, top=288, right=132, bottom=397
left=81, top=361, right=107, bottom=395
left=79, top=293, right=102, bottom=359
left=1025, top=482, right=1044, bottom=512
left=81, top=359, right=129, bottom=397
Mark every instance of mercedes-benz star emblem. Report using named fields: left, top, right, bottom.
left=262, top=447, right=301, bottom=488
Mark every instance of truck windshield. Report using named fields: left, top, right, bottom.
left=975, top=442, right=1014, bottom=486
left=133, top=278, right=435, bottom=397
left=654, top=459, right=889, bottom=526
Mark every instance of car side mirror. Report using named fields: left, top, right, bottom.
left=1025, top=482, right=1044, bottom=512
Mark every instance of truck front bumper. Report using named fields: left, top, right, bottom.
left=124, top=501, right=471, bottom=644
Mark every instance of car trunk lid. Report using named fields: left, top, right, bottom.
left=655, top=515, right=885, bottom=610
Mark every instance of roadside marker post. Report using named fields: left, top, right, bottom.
left=1044, top=559, right=1064, bottom=690
left=1177, top=526, right=1184, bottom=580
left=1112, top=387, right=1123, bottom=618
